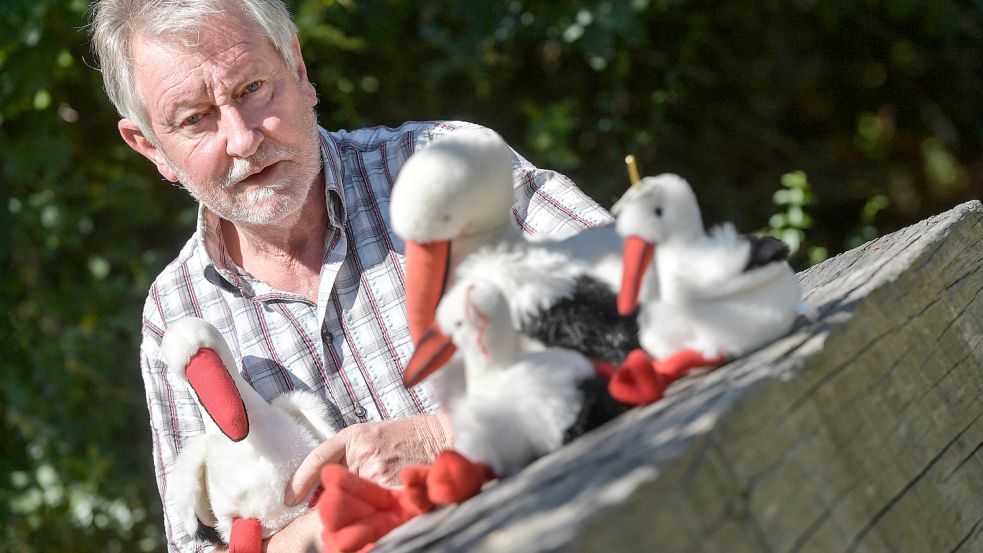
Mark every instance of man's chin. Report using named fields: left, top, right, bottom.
left=245, top=185, right=281, bottom=203
left=201, top=196, right=295, bottom=226
left=232, top=203, right=298, bottom=226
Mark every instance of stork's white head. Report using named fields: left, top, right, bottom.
left=402, top=279, right=517, bottom=387
left=161, top=317, right=237, bottom=378
left=611, top=174, right=704, bottom=315
left=612, top=174, right=704, bottom=244
left=161, top=317, right=249, bottom=442
left=436, top=279, right=516, bottom=365
left=391, top=130, right=516, bottom=243
left=390, top=129, right=517, bottom=344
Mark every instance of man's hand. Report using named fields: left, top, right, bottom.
left=283, top=414, right=452, bottom=506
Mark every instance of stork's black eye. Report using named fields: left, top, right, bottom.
left=654, top=207, right=664, bottom=217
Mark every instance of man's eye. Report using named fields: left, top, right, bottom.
left=243, top=81, right=263, bottom=95
left=185, top=113, right=204, bottom=125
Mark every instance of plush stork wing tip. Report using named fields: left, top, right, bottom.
left=743, top=234, right=791, bottom=270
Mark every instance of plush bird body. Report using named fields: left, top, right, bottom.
left=450, top=355, right=593, bottom=475
left=413, top=278, right=601, bottom=476
left=390, top=130, right=636, bottom=365
left=613, top=174, right=800, bottom=360
left=539, top=224, right=625, bottom=292
left=162, top=318, right=334, bottom=548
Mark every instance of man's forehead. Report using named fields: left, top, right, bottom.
left=136, top=7, right=263, bottom=54
left=131, top=11, right=276, bottom=71
left=129, top=24, right=282, bottom=117
left=131, top=34, right=259, bottom=77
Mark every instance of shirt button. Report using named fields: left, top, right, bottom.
left=353, top=405, right=366, bottom=418
left=321, top=326, right=333, bottom=342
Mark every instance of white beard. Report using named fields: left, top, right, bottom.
left=245, top=185, right=279, bottom=203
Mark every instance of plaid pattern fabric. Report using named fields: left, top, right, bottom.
left=139, top=121, right=613, bottom=551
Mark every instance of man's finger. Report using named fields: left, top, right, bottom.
left=284, top=437, right=347, bottom=506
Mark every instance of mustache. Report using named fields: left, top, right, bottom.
left=219, top=144, right=295, bottom=189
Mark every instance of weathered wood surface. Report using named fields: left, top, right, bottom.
left=375, top=200, right=983, bottom=553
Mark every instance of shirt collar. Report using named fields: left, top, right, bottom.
left=197, top=125, right=347, bottom=294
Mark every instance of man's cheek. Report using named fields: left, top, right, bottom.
left=187, top=141, right=229, bottom=178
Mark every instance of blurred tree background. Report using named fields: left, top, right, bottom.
left=1, top=0, right=980, bottom=550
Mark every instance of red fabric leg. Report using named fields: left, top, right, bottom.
left=317, top=454, right=496, bottom=552
left=424, top=450, right=495, bottom=506
left=400, top=464, right=437, bottom=514
left=229, top=517, right=262, bottom=553
left=593, top=359, right=617, bottom=380
left=608, top=349, right=668, bottom=406
left=318, top=466, right=422, bottom=553
left=609, top=348, right=727, bottom=406
left=653, top=349, right=726, bottom=382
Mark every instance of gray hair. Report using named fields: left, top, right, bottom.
left=89, top=0, right=299, bottom=140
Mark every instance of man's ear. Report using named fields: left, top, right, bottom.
left=290, top=35, right=317, bottom=108
left=118, top=118, right=179, bottom=182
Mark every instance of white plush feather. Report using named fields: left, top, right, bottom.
left=171, top=434, right=215, bottom=534
left=450, top=350, right=592, bottom=476
left=271, top=390, right=336, bottom=442
left=455, top=242, right=588, bottom=329
left=434, top=279, right=593, bottom=476
left=530, top=225, right=625, bottom=293
left=202, top=403, right=327, bottom=540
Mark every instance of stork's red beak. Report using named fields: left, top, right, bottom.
left=617, top=235, right=656, bottom=316
left=403, top=326, right=457, bottom=387
left=185, top=348, right=249, bottom=442
left=404, top=240, right=452, bottom=343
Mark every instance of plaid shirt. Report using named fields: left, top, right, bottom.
left=139, top=120, right=613, bottom=551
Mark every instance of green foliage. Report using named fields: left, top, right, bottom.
left=769, top=171, right=829, bottom=268
left=1, top=1, right=183, bottom=549
left=848, top=193, right=891, bottom=250
left=2, top=0, right=981, bottom=550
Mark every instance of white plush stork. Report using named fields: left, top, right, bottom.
left=608, top=174, right=800, bottom=403
left=403, top=278, right=624, bottom=477
left=390, top=130, right=635, bottom=366
left=161, top=317, right=334, bottom=553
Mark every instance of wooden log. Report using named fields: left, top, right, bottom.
left=374, top=200, right=983, bottom=553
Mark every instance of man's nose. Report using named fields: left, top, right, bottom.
left=220, top=106, right=262, bottom=159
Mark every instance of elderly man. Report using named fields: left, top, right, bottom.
left=90, top=0, right=611, bottom=550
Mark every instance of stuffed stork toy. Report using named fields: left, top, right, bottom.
left=389, top=130, right=636, bottom=367
left=404, top=278, right=624, bottom=476
left=161, top=317, right=335, bottom=553
left=608, top=174, right=801, bottom=405
left=316, top=278, right=624, bottom=552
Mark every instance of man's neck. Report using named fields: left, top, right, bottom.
left=221, top=180, right=328, bottom=301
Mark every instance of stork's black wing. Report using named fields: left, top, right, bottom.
left=522, top=275, right=639, bottom=365
left=563, top=376, right=628, bottom=443
left=743, top=235, right=790, bottom=271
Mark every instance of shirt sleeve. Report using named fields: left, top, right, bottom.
left=507, top=148, right=614, bottom=240
left=140, top=300, right=215, bottom=553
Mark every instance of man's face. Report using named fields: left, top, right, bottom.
left=121, top=10, right=321, bottom=226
